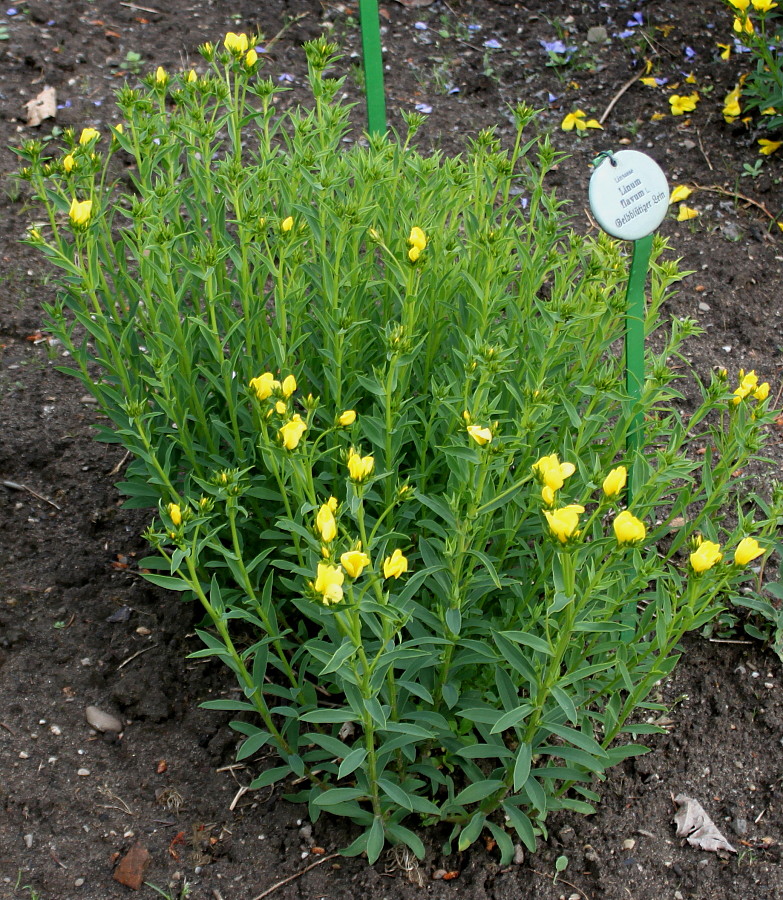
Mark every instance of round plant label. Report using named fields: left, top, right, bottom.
left=588, top=149, right=669, bottom=241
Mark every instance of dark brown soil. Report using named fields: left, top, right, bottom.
left=1, top=2, right=783, bottom=899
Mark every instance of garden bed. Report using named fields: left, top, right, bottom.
left=1, top=1, right=782, bottom=898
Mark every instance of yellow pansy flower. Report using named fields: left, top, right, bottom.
left=613, top=510, right=646, bottom=545
left=734, top=537, right=764, bottom=566
left=249, top=372, right=280, bottom=400
left=316, top=502, right=337, bottom=543
left=532, top=453, right=576, bottom=491
left=561, top=109, right=602, bottom=131
left=690, top=540, right=722, bottom=573
left=602, top=466, right=627, bottom=498
left=69, top=198, right=93, bottom=226
left=224, top=32, right=249, bottom=54
left=383, top=548, right=408, bottom=579
left=314, top=562, right=344, bottom=605
left=341, top=548, right=370, bottom=579
left=544, top=505, right=585, bottom=543
left=279, top=414, right=307, bottom=450
left=79, top=127, right=100, bottom=145
left=759, top=139, right=782, bottom=155
left=467, top=424, right=492, bottom=446
left=338, top=409, right=357, bottom=427
left=347, top=448, right=375, bottom=482
left=669, top=93, right=698, bottom=116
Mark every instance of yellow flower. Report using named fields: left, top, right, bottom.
left=677, top=204, right=699, bottom=222
left=408, top=245, right=421, bottom=263
left=281, top=374, right=297, bottom=398
left=641, top=77, right=658, bottom=88
left=602, top=466, right=627, bottom=498
left=63, top=154, right=76, bottom=173
left=690, top=540, right=722, bottom=573
left=279, top=414, right=307, bottom=450
left=735, top=536, right=764, bottom=566
left=717, top=42, right=732, bottom=60
left=561, top=109, right=602, bottom=131
left=68, top=198, right=93, bottom=226
left=729, top=0, right=750, bottom=9
left=338, top=409, right=357, bottom=427
left=541, top=485, right=556, bottom=508
left=341, top=548, right=370, bottom=579
left=314, top=563, right=344, bottom=605
left=249, top=372, right=280, bottom=400
left=224, top=32, right=249, bottom=54
left=532, top=453, right=576, bottom=491
left=723, top=86, right=742, bottom=122
left=275, top=400, right=287, bottom=415
left=734, top=15, right=754, bottom=33
left=327, top=496, right=338, bottom=512
left=383, top=548, right=408, bottom=579
left=753, top=0, right=777, bottom=11
left=408, top=226, right=427, bottom=250
left=732, top=368, right=759, bottom=404
left=347, top=448, right=375, bottom=482
left=245, top=48, right=258, bottom=67
left=762, top=106, right=777, bottom=115
left=754, top=382, right=770, bottom=401
left=281, top=216, right=294, bottom=232
left=155, top=66, right=168, bottom=85
left=167, top=502, right=182, bottom=526
left=316, top=502, right=337, bottom=543
left=187, top=69, right=198, bottom=83
left=544, top=505, right=584, bottom=543
left=467, top=424, right=493, bottom=446
left=669, top=185, right=692, bottom=204
left=669, top=93, right=698, bottom=116
left=613, top=510, right=646, bottom=545
left=79, top=127, right=100, bottom=145
left=759, top=139, right=782, bottom=155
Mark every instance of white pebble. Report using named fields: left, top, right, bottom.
left=74, top=878, right=85, bottom=887
left=24, top=834, right=33, bottom=848
left=77, top=768, right=90, bottom=777
left=50, top=725, right=62, bottom=736
left=19, top=751, right=29, bottom=759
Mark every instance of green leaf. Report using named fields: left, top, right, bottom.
left=458, top=812, right=486, bottom=851
left=300, top=708, right=358, bottom=724
left=550, top=685, right=578, bottom=724
left=249, top=766, right=291, bottom=789
left=487, top=821, right=515, bottom=866
left=366, top=816, right=385, bottom=865
left=319, top=638, right=357, bottom=676
left=386, top=822, right=426, bottom=859
left=141, top=573, right=192, bottom=591
left=200, top=699, right=256, bottom=712
left=496, top=630, right=553, bottom=655
left=377, top=777, right=414, bottom=811
left=312, top=787, right=368, bottom=808
left=489, top=704, right=534, bottom=734
left=502, top=802, right=537, bottom=852
left=454, top=779, right=506, bottom=807
left=513, top=743, right=532, bottom=791
left=455, top=742, right=515, bottom=760
left=338, top=748, right=367, bottom=780
left=236, top=731, right=272, bottom=761
left=546, top=722, right=608, bottom=758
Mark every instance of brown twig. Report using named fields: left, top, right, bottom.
left=109, top=450, right=131, bottom=477
left=250, top=853, right=340, bottom=900
left=0, top=721, right=16, bottom=735
left=117, top=644, right=157, bottom=670
left=692, top=183, right=776, bottom=223
left=264, top=12, right=309, bottom=51
left=696, top=126, right=714, bottom=172
left=1, top=480, right=61, bottom=510
left=119, top=1, right=162, bottom=12
left=599, top=70, right=645, bottom=125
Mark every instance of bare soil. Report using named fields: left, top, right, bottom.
left=1, top=2, right=783, bottom=899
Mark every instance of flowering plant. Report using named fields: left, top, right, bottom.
left=18, top=35, right=782, bottom=864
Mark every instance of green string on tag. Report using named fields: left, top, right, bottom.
left=358, top=0, right=387, bottom=135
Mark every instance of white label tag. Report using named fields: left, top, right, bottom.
left=588, top=149, right=669, bottom=241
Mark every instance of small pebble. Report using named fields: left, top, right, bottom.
left=622, top=838, right=636, bottom=850
left=513, top=844, right=525, bottom=865
left=85, top=706, right=123, bottom=734
left=24, top=834, right=33, bottom=849
left=698, top=302, right=710, bottom=312
left=74, top=878, right=85, bottom=887
left=432, top=869, right=448, bottom=880
left=77, top=767, right=90, bottom=777
left=19, top=751, right=29, bottom=759
left=50, top=724, right=62, bottom=735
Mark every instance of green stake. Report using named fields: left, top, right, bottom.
left=358, top=0, right=387, bottom=135
left=624, top=232, right=653, bottom=469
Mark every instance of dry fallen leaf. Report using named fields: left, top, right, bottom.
left=25, top=86, right=56, bottom=127
left=673, top=794, right=736, bottom=853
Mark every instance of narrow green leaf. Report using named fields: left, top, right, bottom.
left=366, top=816, right=385, bottom=864
left=502, top=802, right=537, bottom=852
left=454, top=779, right=506, bottom=807
left=338, top=748, right=367, bottom=780
left=312, top=788, right=368, bottom=808
left=513, top=743, right=532, bottom=792
left=458, top=812, right=486, bottom=851
left=377, top=777, right=414, bottom=811
left=489, top=704, right=534, bottom=734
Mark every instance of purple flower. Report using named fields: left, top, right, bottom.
left=467, top=24, right=481, bottom=33
left=255, top=44, right=267, bottom=54
left=46, top=19, right=55, bottom=26
left=278, top=73, right=295, bottom=83
left=617, top=29, right=635, bottom=39
left=415, top=103, right=433, bottom=114
left=448, top=86, right=460, bottom=95
left=414, top=21, right=428, bottom=31
left=627, top=12, right=643, bottom=27
left=6, top=7, right=17, bottom=15
left=540, top=39, right=567, bottom=54
left=733, top=38, right=751, bottom=53
left=655, top=76, right=668, bottom=85
left=547, top=92, right=559, bottom=103
left=484, top=38, right=502, bottom=49
left=684, top=46, right=696, bottom=59
left=56, top=99, right=72, bottom=109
